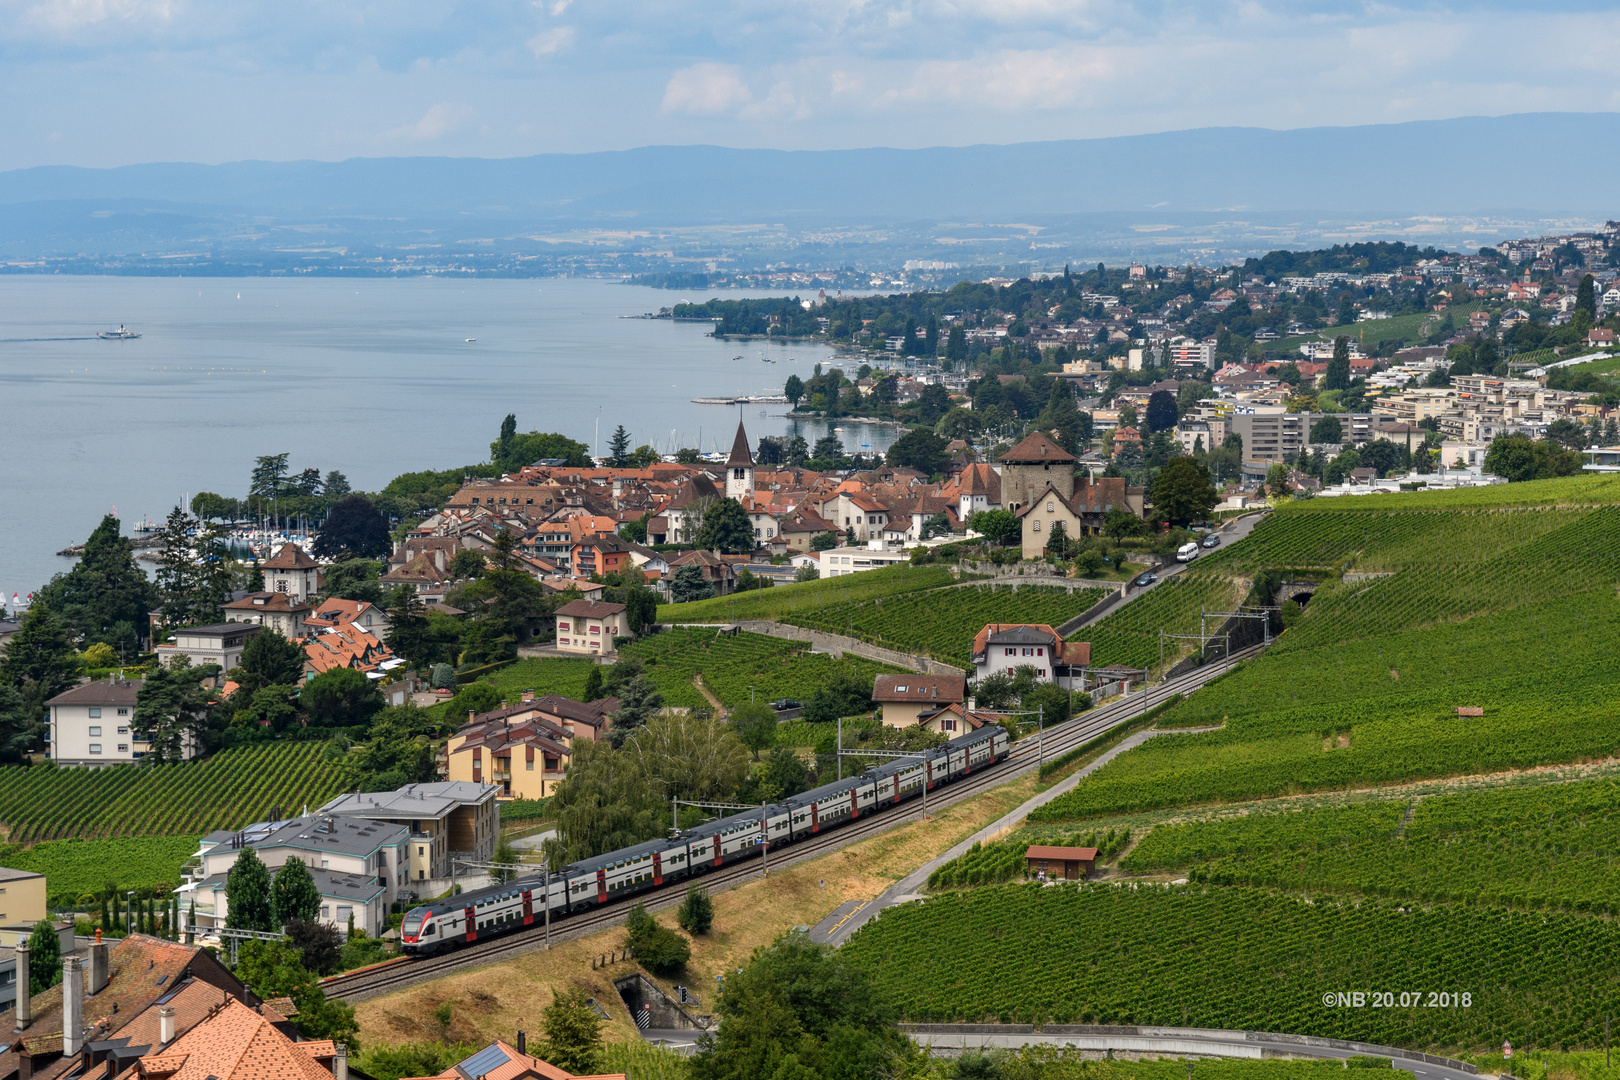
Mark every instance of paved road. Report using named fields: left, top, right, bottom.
left=907, top=1026, right=1478, bottom=1080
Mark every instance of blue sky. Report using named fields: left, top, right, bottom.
left=3, top=0, right=1618, bottom=169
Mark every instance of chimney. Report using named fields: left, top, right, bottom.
left=62, top=956, right=85, bottom=1058
left=521, top=690, right=535, bottom=704
left=516, top=1031, right=527, bottom=1055
left=13, top=939, right=29, bottom=1031
left=159, top=1006, right=176, bottom=1046
left=89, top=935, right=109, bottom=995
left=334, top=1044, right=349, bottom=1080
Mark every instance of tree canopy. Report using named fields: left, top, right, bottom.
left=697, top=498, right=755, bottom=554
left=314, top=495, right=390, bottom=560
left=1150, top=456, right=1220, bottom=526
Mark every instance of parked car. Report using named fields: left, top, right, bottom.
left=1175, top=542, right=1201, bottom=563
left=1201, top=534, right=1222, bottom=549
left=771, top=699, right=803, bottom=711
left=1133, top=572, right=1157, bottom=587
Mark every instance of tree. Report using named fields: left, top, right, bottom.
left=302, top=667, right=384, bottom=728
left=233, top=939, right=358, bottom=1050
left=582, top=664, right=605, bottom=703
left=323, top=471, right=351, bottom=498
left=811, top=434, right=844, bottom=462
left=540, top=988, right=605, bottom=1077
left=1484, top=435, right=1583, bottom=482
left=968, top=509, right=1020, bottom=547
left=321, top=559, right=383, bottom=604
left=677, top=882, right=715, bottom=935
left=226, top=847, right=275, bottom=932
left=1, top=605, right=78, bottom=748
left=450, top=548, right=487, bottom=579
left=607, top=675, right=665, bottom=748
left=543, top=738, right=665, bottom=864
left=1035, top=379, right=1085, bottom=452
left=1309, top=415, right=1342, bottom=444
left=670, top=565, right=716, bottom=603
left=675, top=447, right=702, bottom=464
left=624, top=902, right=690, bottom=975
left=32, top=515, right=158, bottom=652
left=1358, top=438, right=1404, bottom=478
left=235, top=630, right=307, bottom=697
left=155, top=505, right=201, bottom=628
left=1545, top=417, right=1590, bottom=452
left=269, top=856, right=322, bottom=926
left=493, top=836, right=519, bottom=884
left=497, top=413, right=517, bottom=466
left=689, top=935, right=911, bottom=1080
left=0, top=685, right=37, bottom=764
left=885, top=427, right=948, bottom=475
left=284, top=918, right=344, bottom=976
left=492, top=427, right=591, bottom=473
left=697, top=498, right=755, bottom=554
left=26, top=918, right=61, bottom=994
left=1577, top=274, right=1598, bottom=321
left=1323, top=336, right=1352, bottom=391
left=809, top=531, right=838, bottom=552
left=1323, top=448, right=1362, bottom=486
left=783, top=374, right=805, bottom=408
left=250, top=454, right=291, bottom=505
left=607, top=425, right=632, bottom=467
left=1144, top=390, right=1178, bottom=433
left=730, top=700, right=777, bottom=760
left=314, top=495, right=390, bottom=560
left=1265, top=462, right=1291, bottom=499
left=340, top=706, right=441, bottom=790
left=134, top=659, right=217, bottom=763
left=1150, top=457, right=1219, bottom=526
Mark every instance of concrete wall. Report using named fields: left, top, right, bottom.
left=732, top=620, right=963, bottom=676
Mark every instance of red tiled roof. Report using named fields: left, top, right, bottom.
left=259, top=543, right=318, bottom=570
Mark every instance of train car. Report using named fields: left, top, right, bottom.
left=400, top=723, right=1011, bottom=956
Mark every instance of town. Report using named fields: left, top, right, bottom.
left=5, top=221, right=1620, bottom=1080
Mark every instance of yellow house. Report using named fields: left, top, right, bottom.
left=0, top=867, right=46, bottom=929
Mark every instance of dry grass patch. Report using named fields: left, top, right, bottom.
left=354, top=770, right=1038, bottom=1051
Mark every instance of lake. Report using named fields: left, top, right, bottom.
left=0, top=276, right=901, bottom=598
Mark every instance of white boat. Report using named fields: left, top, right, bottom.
left=97, top=325, right=141, bottom=340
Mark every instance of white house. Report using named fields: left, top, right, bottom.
left=44, top=678, right=191, bottom=766
left=968, top=623, right=1092, bottom=692
left=553, top=599, right=630, bottom=655
left=262, top=543, right=322, bottom=601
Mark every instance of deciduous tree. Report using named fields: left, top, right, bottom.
left=314, top=496, right=390, bottom=560
left=1149, top=457, right=1219, bottom=526
left=270, top=856, right=322, bottom=925
left=697, top=497, right=755, bottom=554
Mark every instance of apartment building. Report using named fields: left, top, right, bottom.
left=44, top=678, right=186, bottom=766
left=317, top=781, right=499, bottom=885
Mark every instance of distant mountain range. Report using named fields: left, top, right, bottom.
left=1, top=113, right=1615, bottom=265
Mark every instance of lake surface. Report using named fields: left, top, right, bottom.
left=0, top=276, right=900, bottom=598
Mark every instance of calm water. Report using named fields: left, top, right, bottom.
left=0, top=276, right=898, bottom=597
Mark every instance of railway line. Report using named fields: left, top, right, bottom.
left=323, top=641, right=1264, bottom=1002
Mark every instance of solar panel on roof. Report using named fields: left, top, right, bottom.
left=458, top=1044, right=511, bottom=1079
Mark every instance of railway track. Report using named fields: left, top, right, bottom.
left=324, top=642, right=1264, bottom=1002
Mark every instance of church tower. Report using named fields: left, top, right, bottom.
left=725, top=420, right=754, bottom=501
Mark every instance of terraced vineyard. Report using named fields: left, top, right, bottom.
left=1121, top=776, right=1620, bottom=916
left=657, top=564, right=957, bottom=622
left=784, top=584, right=1106, bottom=666
left=1067, top=572, right=1247, bottom=670
left=0, top=742, right=345, bottom=843
left=621, top=628, right=901, bottom=710
left=0, top=835, right=199, bottom=905
left=845, top=884, right=1620, bottom=1049
left=1034, top=477, right=1620, bottom=822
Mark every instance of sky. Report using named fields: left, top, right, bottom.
left=3, top=0, right=1620, bottom=171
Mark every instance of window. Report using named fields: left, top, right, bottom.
left=88, top=708, right=101, bottom=718
left=1004, top=647, right=1015, bottom=656
left=1048, top=502, right=1055, bottom=512
left=89, top=744, right=102, bottom=754
left=1032, top=520, right=1041, bottom=532
left=526, top=757, right=533, bottom=770
left=1036, top=648, right=1044, bottom=657
left=117, top=708, right=129, bottom=716
left=118, top=726, right=128, bottom=734
left=117, top=744, right=128, bottom=753
left=337, top=906, right=352, bottom=924
left=89, top=726, right=102, bottom=736
left=321, top=859, right=330, bottom=869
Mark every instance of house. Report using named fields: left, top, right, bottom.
left=1024, top=844, right=1097, bottom=881
left=664, top=549, right=734, bottom=595
left=302, top=598, right=392, bottom=639
left=945, top=462, right=1002, bottom=522
left=260, top=543, right=321, bottom=601
left=0, top=867, right=46, bottom=930
left=553, top=600, right=630, bottom=655
left=775, top=507, right=838, bottom=553
left=380, top=553, right=452, bottom=603
left=221, top=592, right=312, bottom=637
left=401, top=1037, right=626, bottom=1080
left=969, top=624, right=1091, bottom=691
left=317, top=781, right=500, bottom=885
left=871, top=673, right=966, bottom=729
left=998, top=431, right=1077, bottom=512
left=1589, top=328, right=1617, bottom=348
left=570, top=535, right=634, bottom=578
left=45, top=679, right=171, bottom=766
left=816, top=545, right=912, bottom=576
left=182, top=814, right=409, bottom=937
left=115, top=997, right=346, bottom=1080
left=442, top=693, right=619, bottom=801
left=301, top=623, right=399, bottom=680
left=0, top=933, right=258, bottom=1080
left=912, top=702, right=1002, bottom=739
left=1015, top=476, right=1146, bottom=559
left=154, top=623, right=261, bottom=675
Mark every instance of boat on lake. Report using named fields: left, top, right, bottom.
left=97, top=325, right=141, bottom=340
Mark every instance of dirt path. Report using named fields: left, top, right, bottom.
left=692, top=674, right=725, bottom=713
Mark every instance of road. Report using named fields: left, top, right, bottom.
left=905, top=1025, right=1478, bottom=1079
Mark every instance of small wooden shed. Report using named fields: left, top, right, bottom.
left=1024, top=845, right=1098, bottom=881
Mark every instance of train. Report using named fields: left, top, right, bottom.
left=399, top=723, right=1010, bottom=954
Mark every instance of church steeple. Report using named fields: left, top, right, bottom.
left=725, top=420, right=754, bottom=500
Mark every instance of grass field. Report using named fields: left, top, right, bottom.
left=658, top=563, right=957, bottom=623
left=0, top=835, right=199, bottom=905
left=0, top=742, right=346, bottom=843
left=783, top=583, right=1107, bottom=666
left=1035, top=478, right=1620, bottom=821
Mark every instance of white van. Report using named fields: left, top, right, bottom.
left=1175, top=542, right=1201, bottom=563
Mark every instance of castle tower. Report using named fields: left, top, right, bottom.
left=725, top=420, right=754, bottom=501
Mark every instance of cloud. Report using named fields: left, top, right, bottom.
left=17, top=0, right=172, bottom=33
left=527, top=26, right=573, bottom=56
left=661, top=62, right=753, bottom=115
left=382, top=102, right=475, bottom=141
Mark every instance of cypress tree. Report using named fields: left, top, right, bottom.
left=226, top=847, right=275, bottom=933
left=270, top=857, right=322, bottom=925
